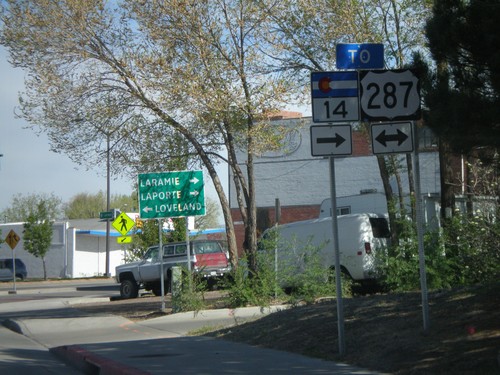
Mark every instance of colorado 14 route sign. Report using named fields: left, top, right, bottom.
left=311, top=71, right=359, bottom=123
left=138, top=170, right=205, bottom=219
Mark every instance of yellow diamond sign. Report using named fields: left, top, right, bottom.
left=112, top=213, right=135, bottom=236
left=5, top=230, right=20, bottom=250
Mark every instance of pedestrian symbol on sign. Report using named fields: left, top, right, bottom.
left=112, top=213, right=135, bottom=236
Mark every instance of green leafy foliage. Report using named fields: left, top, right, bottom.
left=63, top=191, right=136, bottom=219
left=171, top=269, right=207, bottom=313
left=223, top=257, right=278, bottom=309
left=224, top=230, right=351, bottom=308
left=424, top=0, right=500, bottom=153
left=2, top=193, right=62, bottom=222
left=377, top=210, right=500, bottom=291
left=444, top=210, right=500, bottom=285
left=23, top=200, right=53, bottom=280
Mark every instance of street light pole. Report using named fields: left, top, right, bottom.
left=105, top=134, right=111, bottom=277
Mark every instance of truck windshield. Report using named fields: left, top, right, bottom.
left=192, top=242, right=222, bottom=254
left=144, top=246, right=159, bottom=262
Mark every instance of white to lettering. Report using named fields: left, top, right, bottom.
left=347, top=48, right=371, bottom=64
left=360, top=49, right=371, bottom=64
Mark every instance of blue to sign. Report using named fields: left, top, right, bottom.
left=336, top=43, right=384, bottom=70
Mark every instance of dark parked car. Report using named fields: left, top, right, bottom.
left=0, top=258, right=28, bottom=281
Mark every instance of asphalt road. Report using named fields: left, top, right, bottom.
left=0, top=279, right=119, bottom=374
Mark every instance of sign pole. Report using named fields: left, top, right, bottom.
left=11, top=249, right=17, bottom=294
left=158, top=218, right=165, bottom=312
left=5, top=230, right=21, bottom=294
left=329, top=156, right=345, bottom=356
left=413, top=123, right=430, bottom=331
left=185, top=217, right=192, bottom=292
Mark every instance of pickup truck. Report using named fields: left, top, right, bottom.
left=115, top=239, right=231, bottom=298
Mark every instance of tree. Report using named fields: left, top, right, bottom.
left=0, top=1, right=290, bottom=271
left=195, top=197, right=222, bottom=230
left=421, top=0, right=500, bottom=219
left=425, top=0, right=500, bottom=153
left=64, top=191, right=137, bottom=219
left=1, top=193, right=62, bottom=222
left=23, top=200, right=53, bottom=280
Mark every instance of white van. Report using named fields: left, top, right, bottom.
left=260, top=213, right=390, bottom=283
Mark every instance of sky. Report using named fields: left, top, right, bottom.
left=0, top=46, right=224, bottom=214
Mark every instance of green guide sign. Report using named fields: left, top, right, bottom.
left=138, top=170, right=205, bottom=219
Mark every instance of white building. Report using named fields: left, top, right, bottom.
left=229, top=115, right=441, bottom=251
left=0, top=219, right=129, bottom=279
left=0, top=216, right=225, bottom=280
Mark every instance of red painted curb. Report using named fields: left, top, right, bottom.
left=50, top=345, right=150, bottom=375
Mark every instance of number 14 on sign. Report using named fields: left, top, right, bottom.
left=314, top=97, right=359, bottom=122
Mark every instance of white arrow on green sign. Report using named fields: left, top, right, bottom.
left=138, top=170, right=205, bottom=219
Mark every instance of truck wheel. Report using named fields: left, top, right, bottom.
left=152, top=278, right=171, bottom=296
left=120, top=279, right=139, bottom=299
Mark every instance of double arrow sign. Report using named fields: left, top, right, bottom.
left=371, top=122, right=413, bottom=154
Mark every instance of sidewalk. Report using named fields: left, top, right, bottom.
left=1, top=284, right=383, bottom=375
left=47, top=306, right=383, bottom=375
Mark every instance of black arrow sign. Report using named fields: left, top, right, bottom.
left=375, top=129, right=408, bottom=147
left=317, top=134, right=346, bottom=147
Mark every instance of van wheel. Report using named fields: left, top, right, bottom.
left=120, top=279, right=139, bottom=299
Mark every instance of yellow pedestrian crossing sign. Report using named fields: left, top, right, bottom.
left=112, top=213, right=135, bottom=236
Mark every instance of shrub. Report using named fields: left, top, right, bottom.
left=443, top=210, right=500, bottom=285
left=171, top=269, right=207, bottom=313
left=224, top=232, right=352, bottom=308
left=377, top=209, right=499, bottom=292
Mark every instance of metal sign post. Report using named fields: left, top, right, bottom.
left=329, top=156, right=345, bottom=356
left=5, top=230, right=20, bottom=294
left=413, top=124, right=430, bottom=331
left=11, top=250, right=17, bottom=294
left=158, top=218, right=166, bottom=312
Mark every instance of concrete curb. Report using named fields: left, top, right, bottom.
left=50, top=345, right=150, bottom=375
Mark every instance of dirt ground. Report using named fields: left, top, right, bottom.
left=74, top=283, right=500, bottom=375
